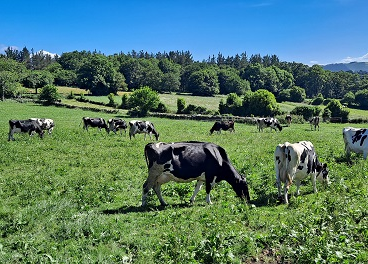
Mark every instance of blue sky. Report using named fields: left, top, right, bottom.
left=1, top=0, right=367, bottom=65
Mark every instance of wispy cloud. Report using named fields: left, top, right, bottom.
left=341, top=53, right=368, bottom=63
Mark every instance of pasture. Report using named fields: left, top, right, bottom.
left=0, top=101, right=367, bottom=263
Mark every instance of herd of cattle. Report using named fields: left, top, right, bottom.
left=7, top=115, right=368, bottom=206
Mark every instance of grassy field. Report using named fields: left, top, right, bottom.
left=54, top=86, right=368, bottom=120
left=1, top=101, right=368, bottom=263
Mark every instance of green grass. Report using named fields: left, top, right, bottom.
left=2, top=101, right=367, bottom=263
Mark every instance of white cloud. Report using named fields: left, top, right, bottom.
left=38, top=50, right=58, bottom=58
left=341, top=53, right=368, bottom=63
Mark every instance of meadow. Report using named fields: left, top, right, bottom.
left=0, top=100, right=368, bottom=263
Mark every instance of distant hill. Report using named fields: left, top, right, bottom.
left=323, top=62, right=368, bottom=72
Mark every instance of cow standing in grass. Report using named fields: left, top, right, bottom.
left=257, top=117, right=282, bottom=132
left=129, top=120, right=159, bottom=140
left=82, top=117, right=108, bottom=132
left=343, top=127, right=368, bottom=160
left=108, top=118, right=127, bottom=135
left=285, top=115, right=292, bottom=126
left=274, top=141, right=329, bottom=204
left=142, top=141, right=250, bottom=206
left=30, top=118, right=55, bottom=135
left=210, top=120, right=235, bottom=134
left=8, top=119, right=44, bottom=141
left=310, top=116, right=320, bottom=131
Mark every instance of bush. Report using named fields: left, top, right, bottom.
left=177, top=98, right=186, bottom=114
left=38, top=84, right=60, bottom=105
left=127, top=86, right=161, bottom=117
left=311, top=93, right=324, bottom=105
left=290, top=106, right=321, bottom=121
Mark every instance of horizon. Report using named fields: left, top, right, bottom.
left=1, top=0, right=367, bottom=66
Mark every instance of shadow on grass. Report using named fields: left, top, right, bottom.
left=102, top=202, right=193, bottom=215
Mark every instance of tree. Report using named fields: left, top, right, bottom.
left=242, top=89, right=280, bottom=116
left=218, top=67, right=250, bottom=95
left=325, top=99, right=350, bottom=121
left=188, top=68, right=220, bottom=96
left=355, top=89, right=368, bottom=109
left=78, top=54, right=126, bottom=95
left=341, top=91, right=355, bottom=107
left=38, top=84, right=60, bottom=105
left=128, top=86, right=161, bottom=117
left=23, top=70, right=54, bottom=94
left=289, top=86, right=306, bottom=102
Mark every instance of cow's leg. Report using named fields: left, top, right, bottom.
left=295, top=179, right=302, bottom=196
left=283, top=184, right=289, bottom=204
left=311, top=174, right=317, bottom=193
left=8, top=129, right=14, bottom=141
left=190, top=181, right=204, bottom=203
left=153, top=184, right=167, bottom=206
left=205, top=176, right=217, bottom=204
left=276, top=169, right=282, bottom=198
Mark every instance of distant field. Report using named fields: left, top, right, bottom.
left=54, top=87, right=368, bottom=119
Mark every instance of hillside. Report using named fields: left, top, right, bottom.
left=323, top=62, right=368, bottom=72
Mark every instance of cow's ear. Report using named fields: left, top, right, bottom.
left=323, top=163, right=327, bottom=168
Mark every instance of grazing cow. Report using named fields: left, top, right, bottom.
left=108, top=118, right=128, bottom=135
left=257, top=117, right=282, bottom=132
left=285, top=115, right=292, bottom=126
left=142, top=141, right=250, bottom=206
left=129, top=120, right=159, bottom=140
left=210, top=120, right=235, bottom=134
left=343, top=127, right=368, bottom=160
left=8, top=119, right=44, bottom=141
left=82, top=117, right=108, bottom=132
left=275, top=141, right=329, bottom=204
left=29, top=118, right=55, bottom=135
left=309, top=116, right=320, bottom=131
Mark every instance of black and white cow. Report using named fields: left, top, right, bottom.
left=285, top=115, right=292, bottom=126
left=343, top=127, right=368, bottom=160
left=8, top=119, right=44, bottom=141
left=82, top=117, right=108, bottom=132
left=274, top=141, right=329, bottom=204
left=129, top=120, right=159, bottom=140
left=142, top=141, right=250, bottom=206
left=309, top=116, right=320, bottom=131
left=108, top=118, right=128, bottom=135
left=29, top=118, right=55, bottom=135
left=257, top=117, right=282, bottom=132
left=210, top=120, right=235, bottom=134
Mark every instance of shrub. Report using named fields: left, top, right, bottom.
left=290, top=106, right=321, bottom=121
left=177, top=98, right=186, bottom=114
left=127, top=86, right=161, bottom=117
left=38, top=84, right=60, bottom=105
left=311, top=93, right=324, bottom=105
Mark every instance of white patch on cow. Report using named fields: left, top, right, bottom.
left=343, top=127, right=368, bottom=160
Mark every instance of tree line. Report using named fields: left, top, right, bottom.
left=1, top=46, right=368, bottom=110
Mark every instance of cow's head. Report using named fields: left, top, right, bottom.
left=234, top=176, right=250, bottom=201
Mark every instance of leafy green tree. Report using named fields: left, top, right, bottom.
left=128, top=86, right=161, bottom=117
left=290, top=106, right=321, bottom=121
left=23, top=70, right=54, bottom=94
left=78, top=54, right=126, bottom=95
left=311, top=93, right=324, bottom=105
left=120, top=94, right=129, bottom=109
left=325, top=99, right=350, bottom=121
left=218, top=67, right=250, bottom=95
left=0, top=71, right=22, bottom=100
left=242, top=89, right=280, bottom=116
left=158, top=59, right=181, bottom=92
left=188, top=68, right=219, bottom=96
left=354, top=89, right=368, bottom=109
left=289, top=86, right=306, bottom=102
left=341, top=91, right=355, bottom=107
left=219, top=93, right=243, bottom=115
left=38, top=84, right=60, bottom=105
